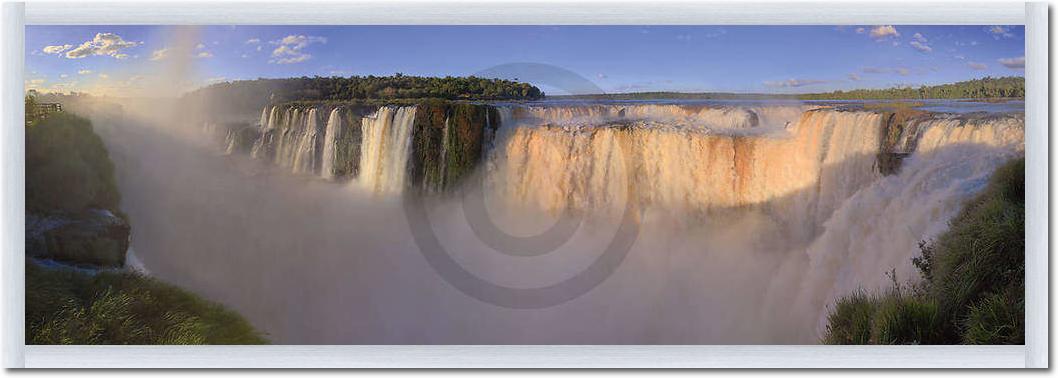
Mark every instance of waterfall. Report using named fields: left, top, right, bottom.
left=789, top=125, right=1024, bottom=334
left=183, top=101, right=1024, bottom=343
left=259, top=106, right=270, bottom=130
left=291, top=108, right=322, bottom=174
left=496, top=103, right=810, bottom=131
left=358, top=106, right=418, bottom=194
left=320, top=108, right=342, bottom=180
left=485, top=109, right=881, bottom=221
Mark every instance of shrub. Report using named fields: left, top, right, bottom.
left=963, top=291, right=1024, bottom=344
left=870, top=293, right=940, bottom=344
left=822, top=290, right=876, bottom=344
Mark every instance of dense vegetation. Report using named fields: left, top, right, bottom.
left=192, top=74, right=543, bottom=102
left=555, top=77, right=1024, bottom=101
left=182, top=74, right=544, bottom=120
left=26, top=97, right=120, bottom=215
left=410, top=100, right=499, bottom=191
left=553, top=92, right=799, bottom=100
left=800, top=77, right=1024, bottom=100
left=27, top=262, right=267, bottom=344
left=823, top=157, right=1024, bottom=344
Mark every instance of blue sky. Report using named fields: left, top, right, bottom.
left=25, top=25, right=1025, bottom=96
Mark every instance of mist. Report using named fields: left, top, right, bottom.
left=49, top=83, right=1022, bottom=344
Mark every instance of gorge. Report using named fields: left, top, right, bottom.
left=104, top=98, right=1024, bottom=343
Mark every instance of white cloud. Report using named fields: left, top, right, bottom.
left=196, top=43, right=205, bottom=49
left=967, top=62, right=988, bottom=70
left=269, top=35, right=326, bottom=64
left=998, top=56, right=1025, bottom=69
left=98, top=73, right=109, bottom=79
left=60, top=74, right=68, bottom=78
left=596, top=73, right=607, bottom=79
left=196, top=51, right=213, bottom=58
left=862, top=66, right=911, bottom=76
left=64, top=33, right=141, bottom=59
left=245, top=38, right=260, bottom=44
left=868, top=25, right=900, bottom=40
left=847, top=73, right=861, bottom=81
left=909, top=40, right=932, bottom=53
left=988, top=25, right=1015, bottom=39
left=953, top=55, right=965, bottom=60
left=909, top=33, right=931, bottom=52
left=78, top=69, right=93, bottom=75
left=763, top=78, right=828, bottom=88
left=42, top=44, right=72, bottom=54
left=150, top=48, right=170, bottom=61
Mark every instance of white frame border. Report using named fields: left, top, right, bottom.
left=4, top=0, right=1048, bottom=369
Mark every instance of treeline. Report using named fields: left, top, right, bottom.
left=182, top=74, right=544, bottom=122
left=186, top=74, right=542, bottom=102
left=799, top=76, right=1024, bottom=100
left=554, top=77, right=1024, bottom=101
left=553, top=92, right=798, bottom=101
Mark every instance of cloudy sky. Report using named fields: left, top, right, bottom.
left=25, top=25, right=1025, bottom=96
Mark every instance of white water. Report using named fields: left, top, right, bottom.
left=109, top=100, right=1024, bottom=344
left=320, top=108, right=343, bottom=180
left=496, top=103, right=810, bottom=132
left=357, top=106, right=418, bottom=194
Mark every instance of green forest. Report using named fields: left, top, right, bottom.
left=187, top=74, right=544, bottom=103
left=554, top=76, right=1024, bottom=101
left=799, top=76, right=1025, bottom=100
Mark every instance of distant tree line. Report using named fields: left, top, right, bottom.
left=798, top=76, right=1024, bottom=100
left=553, top=76, right=1024, bottom=101
left=553, top=92, right=799, bottom=100
left=186, top=74, right=543, bottom=103
left=181, top=74, right=544, bottom=121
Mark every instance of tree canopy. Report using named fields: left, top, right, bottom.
left=186, top=74, right=543, bottom=103
left=798, top=76, right=1024, bottom=100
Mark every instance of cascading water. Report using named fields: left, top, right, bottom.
left=487, top=107, right=881, bottom=222
left=357, top=106, right=418, bottom=194
left=160, top=100, right=1027, bottom=343
left=320, top=108, right=342, bottom=180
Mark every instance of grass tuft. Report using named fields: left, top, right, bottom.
left=27, top=262, right=267, bottom=345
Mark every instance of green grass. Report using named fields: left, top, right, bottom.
left=26, top=262, right=268, bottom=345
left=823, top=157, right=1024, bottom=345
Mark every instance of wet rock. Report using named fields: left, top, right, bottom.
left=27, top=209, right=130, bottom=268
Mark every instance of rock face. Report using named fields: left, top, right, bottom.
left=409, top=102, right=499, bottom=192
left=27, top=209, right=130, bottom=268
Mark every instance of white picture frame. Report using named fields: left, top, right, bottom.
left=2, top=0, right=1048, bottom=368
